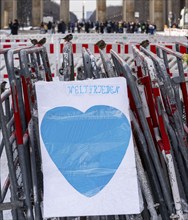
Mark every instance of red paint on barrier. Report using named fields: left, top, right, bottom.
left=117, top=44, right=121, bottom=54
left=165, top=45, right=173, bottom=49
left=3, top=45, right=11, bottom=48
left=137, top=66, right=143, bottom=78
left=135, top=44, right=140, bottom=49
left=60, top=44, right=64, bottom=53
left=82, top=44, right=88, bottom=49
left=21, top=76, right=31, bottom=123
left=152, top=88, right=171, bottom=153
left=11, top=85, right=24, bottom=145
left=150, top=45, right=156, bottom=54
left=106, top=44, right=112, bottom=53
left=94, top=45, right=99, bottom=53
left=124, top=45, right=128, bottom=54
left=31, top=67, right=35, bottom=73
left=179, top=46, right=187, bottom=54
left=50, top=44, right=54, bottom=54
left=72, top=44, right=76, bottom=53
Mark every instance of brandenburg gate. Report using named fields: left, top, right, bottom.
left=1, top=0, right=188, bottom=31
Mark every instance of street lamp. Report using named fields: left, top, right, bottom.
left=82, top=0, right=86, bottom=22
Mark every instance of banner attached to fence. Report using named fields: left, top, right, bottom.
left=36, top=77, right=142, bottom=218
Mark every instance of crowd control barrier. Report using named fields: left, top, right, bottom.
left=155, top=44, right=188, bottom=125
left=59, top=41, right=74, bottom=81
left=175, top=41, right=188, bottom=54
left=86, top=48, right=101, bottom=79
left=0, top=33, right=187, bottom=80
left=82, top=45, right=188, bottom=219
left=1, top=34, right=188, bottom=220
left=140, top=46, right=188, bottom=172
left=111, top=49, right=175, bottom=219
left=0, top=45, right=52, bottom=220
left=132, top=45, right=187, bottom=219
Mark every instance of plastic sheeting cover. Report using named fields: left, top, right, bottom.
left=41, top=105, right=131, bottom=197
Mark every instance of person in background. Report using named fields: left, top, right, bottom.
left=40, top=22, right=45, bottom=34
left=47, top=21, right=52, bottom=34
left=58, top=20, right=66, bottom=34
left=67, top=22, right=71, bottom=33
left=76, top=21, right=81, bottom=33
left=85, top=21, right=90, bottom=33
left=95, top=21, right=99, bottom=33
left=71, top=22, right=75, bottom=33
left=100, top=22, right=105, bottom=34
left=44, top=23, right=48, bottom=33
left=9, top=19, right=19, bottom=35
left=52, top=21, right=56, bottom=34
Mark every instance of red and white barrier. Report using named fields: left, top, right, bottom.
left=0, top=33, right=187, bottom=80
left=0, top=39, right=29, bottom=43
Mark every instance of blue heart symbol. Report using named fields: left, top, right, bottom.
left=41, top=105, right=131, bottom=197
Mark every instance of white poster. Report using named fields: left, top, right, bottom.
left=36, top=77, right=142, bottom=218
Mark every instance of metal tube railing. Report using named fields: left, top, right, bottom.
left=110, top=49, right=173, bottom=219
left=140, top=46, right=188, bottom=172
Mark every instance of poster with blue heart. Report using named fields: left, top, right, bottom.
left=35, top=77, right=142, bottom=218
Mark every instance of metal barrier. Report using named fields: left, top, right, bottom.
left=110, top=49, right=176, bottom=219
left=155, top=44, right=188, bottom=126
left=0, top=88, right=25, bottom=219
left=1, top=33, right=187, bottom=79
left=132, top=45, right=187, bottom=219
left=163, top=28, right=188, bottom=37
left=131, top=112, right=158, bottom=220
left=59, top=41, right=74, bottom=81
left=63, top=47, right=143, bottom=220
left=85, top=48, right=101, bottom=79
left=1, top=33, right=186, bottom=43
left=54, top=42, right=188, bottom=219
left=140, top=46, right=188, bottom=173
left=0, top=45, right=52, bottom=219
left=175, top=41, right=188, bottom=54
left=99, top=49, right=117, bottom=78
left=1, top=35, right=188, bottom=220
left=82, top=47, right=93, bottom=79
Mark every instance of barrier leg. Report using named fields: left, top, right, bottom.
left=17, top=142, right=34, bottom=220
left=133, top=138, right=158, bottom=220
left=130, top=110, right=169, bottom=219
left=0, top=96, right=25, bottom=220
left=163, top=112, right=188, bottom=200
left=28, top=119, right=43, bottom=220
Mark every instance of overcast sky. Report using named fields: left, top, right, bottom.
left=52, top=0, right=122, bottom=19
